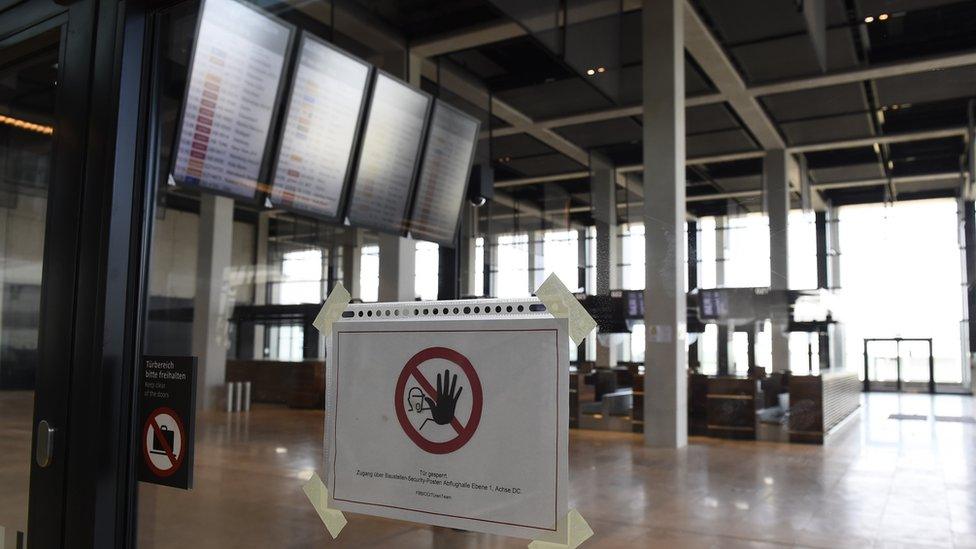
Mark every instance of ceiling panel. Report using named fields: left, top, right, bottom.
left=761, top=83, right=869, bottom=121
left=804, top=146, right=878, bottom=168
left=730, top=28, right=860, bottom=84
left=694, top=0, right=848, bottom=45
left=781, top=113, right=876, bottom=145
left=810, top=163, right=885, bottom=183
left=556, top=117, right=642, bottom=149
left=875, top=64, right=976, bottom=106
left=857, top=0, right=964, bottom=14
left=504, top=153, right=587, bottom=176
left=687, top=103, right=740, bottom=134
left=489, top=133, right=556, bottom=159
left=710, top=174, right=763, bottom=192
left=687, top=129, right=757, bottom=157
left=496, top=77, right=613, bottom=120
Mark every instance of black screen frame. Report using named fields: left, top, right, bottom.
left=167, top=0, right=296, bottom=204
left=344, top=69, right=433, bottom=237
left=407, top=98, right=482, bottom=248
left=265, top=31, right=372, bottom=223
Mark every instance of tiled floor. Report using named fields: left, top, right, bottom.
left=4, top=391, right=976, bottom=548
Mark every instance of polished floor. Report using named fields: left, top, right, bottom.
left=3, top=391, right=976, bottom=548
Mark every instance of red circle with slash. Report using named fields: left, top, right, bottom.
left=142, top=406, right=186, bottom=477
left=394, top=346, right=483, bottom=454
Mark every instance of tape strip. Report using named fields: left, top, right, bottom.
left=313, top=283, right=351, bottom=336
left=527, top=509, right=594, bottom=549
left=535, top=274, right=597, bottom=346
left=302, top=473, right=348, bottom=539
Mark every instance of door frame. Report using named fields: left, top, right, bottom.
left=0, top=0, right=151, bottom=547
left=862, top=337, right=935, bottom=393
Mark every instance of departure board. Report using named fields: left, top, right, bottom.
left=408, top=100, right=480, bottom=246
left=346, top=73, right=432, bottom=235
left=171, top=0, right=292, bottom=200
left=269, top=34, right=370, bottom=220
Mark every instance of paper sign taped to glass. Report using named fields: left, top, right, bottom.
left=320, top=286, right=588, bottom=543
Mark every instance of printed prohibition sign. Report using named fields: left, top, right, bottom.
left=394, top=346, right=483, bottom=454
left=142, top=406, right=186, bottom=477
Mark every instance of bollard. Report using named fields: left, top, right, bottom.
left=233, top=381, right=243, bottom=412
left=243, top=381, right=252, bottom=412
left=226, top=382, right=235, bottom=413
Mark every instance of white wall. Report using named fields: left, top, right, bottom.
left=149, top=207, right=255, bottom=303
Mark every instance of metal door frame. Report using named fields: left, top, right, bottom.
left=863, top=337, right=935, bottom=393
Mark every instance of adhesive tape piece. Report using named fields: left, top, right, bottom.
left=535, top=274, right=597, bottom=346
left=302, top=472, right=347, bottom=539
left=527, top=509, right=594, bottom=549
left=313, top=283, right=351, bottom=336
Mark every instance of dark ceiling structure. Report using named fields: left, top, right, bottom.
left=277, top=0, right=976, bottom=232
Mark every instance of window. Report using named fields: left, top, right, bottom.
left=838, top=199, right=964, bottom=383
left=725, top=213, right=770, bottom=287
left=495, top=234, right=530, bottom=298
left=619, top=223, right=644, bottom=291
left=788, top=211, right=818, bottom=290
left=360, top=245, right=379, bottom=302
left=277, top=249, right=322, bottom=305
left=474, top=236, right=485, bottom=296
left=543, top=230, right=579, bottom=291
left=415, top=240, right=439, bottom=300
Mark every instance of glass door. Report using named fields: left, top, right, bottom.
left=0, top=1, right=107, bottom=545
left=863, top=338, right=935, bottom=393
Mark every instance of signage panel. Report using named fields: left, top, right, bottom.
left=269, top=34, right=370, bottom=220
left=139, top=356, right=197, bottom=489
left=346, top=73, right=432, bottom=235
left=326, top=316, right=568, bottom=540
left=408, top=100, right=480, bottom=246
left=171, top=0, right=292, bottom=200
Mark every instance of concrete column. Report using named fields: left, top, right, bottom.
left=378, top=233, right=415, bottom=302
left=714, top=215, right=733, bottom=375
left=459, top=205, right=478, bottom=296
left=591, top=153, right=617, bottom=294
left=252, top=211, right=271, bottom=358
left=527, top=230, right=545, bottom=292
left=959, top=199, right=975, bottom=391
left=340, top=230, right=363, bottom=300
left=577, top=227, right=587, bottom=293
left=486, top=233, right=499, bottom=297
left=765, top=149, right=791, bottom=372
left=192, top=194, right=234, bottom=409
left=642, top=0, right=687, bottom=448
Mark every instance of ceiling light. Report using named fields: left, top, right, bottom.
left=878, top=13, right=889, bottom=20
left=596, top=67, right=606, bottom=73
left=864, top=15, right=874, bottom=23
left=586, top=68, right=595, bottom=76
left=0, top=114, right=53, bottom=135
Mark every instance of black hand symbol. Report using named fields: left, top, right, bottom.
left=424, top=370, right=463, bottom=426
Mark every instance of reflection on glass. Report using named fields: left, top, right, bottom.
left=0, top=26, right=59, bottom=548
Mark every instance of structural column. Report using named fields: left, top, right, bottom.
left=591, top=152, right=617, bottom=368
left=527, top=230, right=545, bottom=292
left=340, top=229, right=363, bottom=299
left=192, top=194, right=234, bottom=409
left=687, top=221, right=700, bottom=371
left=960, top=199, right=976, bottom=392
left=458, top=205, right=479, bottom=297
left=642, top=0, right=687, bottom=448
left=765, top=149, right=791, bottom=372
left=378, top=233, right=415, bottom=301
left=251, top=211, right=272, bottom=359
left=715, top=215, right=733, bottom=375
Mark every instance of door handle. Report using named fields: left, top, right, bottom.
left=35, top=420, right=55, bottom=468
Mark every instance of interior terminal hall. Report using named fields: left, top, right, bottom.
left=1, top=0, right=975, bottom=547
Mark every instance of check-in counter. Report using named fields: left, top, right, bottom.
left=226, top=360, right=325, bottom=409
left=706, top=376, right=760, bottom=439
left=788, top=370, right=860, bottom=443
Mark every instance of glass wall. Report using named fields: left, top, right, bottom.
left=839, top=198, right=965, bottom=384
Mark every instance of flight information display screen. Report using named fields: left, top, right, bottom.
left=345, top=73, right=432, bottom=235
left=408, top=100, right=480, bottom=246
left=171, top=0, right=292, bottom=200
left=269, top=34, right=370, bottom=220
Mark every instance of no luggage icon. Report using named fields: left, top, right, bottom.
left=394, top=347, right=483, bottom=454
left=142, top=406, right=186, bottom=477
